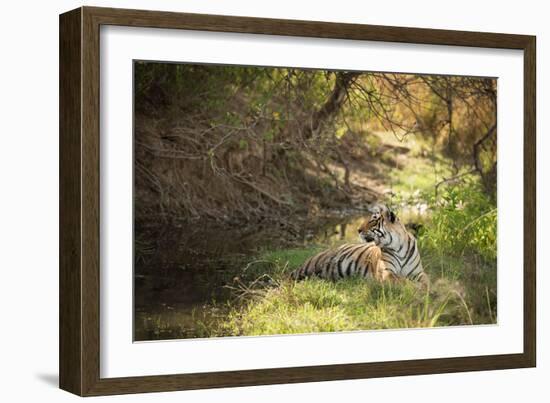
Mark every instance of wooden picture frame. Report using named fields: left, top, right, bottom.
left=59, top=6, right=536, bottom=396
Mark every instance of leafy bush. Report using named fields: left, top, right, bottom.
left=420, top=179, right=497, bottom=262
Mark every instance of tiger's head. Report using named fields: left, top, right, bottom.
left=357, top=204, right=410, bottom=249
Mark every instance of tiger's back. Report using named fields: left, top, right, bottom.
left=291, top=243, right=388, bottom=281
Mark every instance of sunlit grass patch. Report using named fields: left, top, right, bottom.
left=214, top=276, right=475, bottom=337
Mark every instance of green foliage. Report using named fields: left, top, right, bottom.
left=238, top=139, right=249, bottom=150
left=420, top=179, right=497, bottom=262
left=410, top=178, right=498, bottom=326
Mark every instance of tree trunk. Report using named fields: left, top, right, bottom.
left=303, top=71, right=360, bottom=139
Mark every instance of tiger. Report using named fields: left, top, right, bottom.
left=291, top=204, right=428, bottom=284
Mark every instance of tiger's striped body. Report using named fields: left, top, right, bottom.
left=292, top=243, right=387, bottom=281
left=292, top=204, right=427, bottom=283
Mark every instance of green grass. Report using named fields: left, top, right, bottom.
left=214, top=278, right=468, bottom=336
left=197, top=235, right=495, bottom=338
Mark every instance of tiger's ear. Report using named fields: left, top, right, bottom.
left=388, top=211, right=396, bottom=223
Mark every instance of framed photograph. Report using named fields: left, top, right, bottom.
left=59, top=6, right=536, bottom=396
